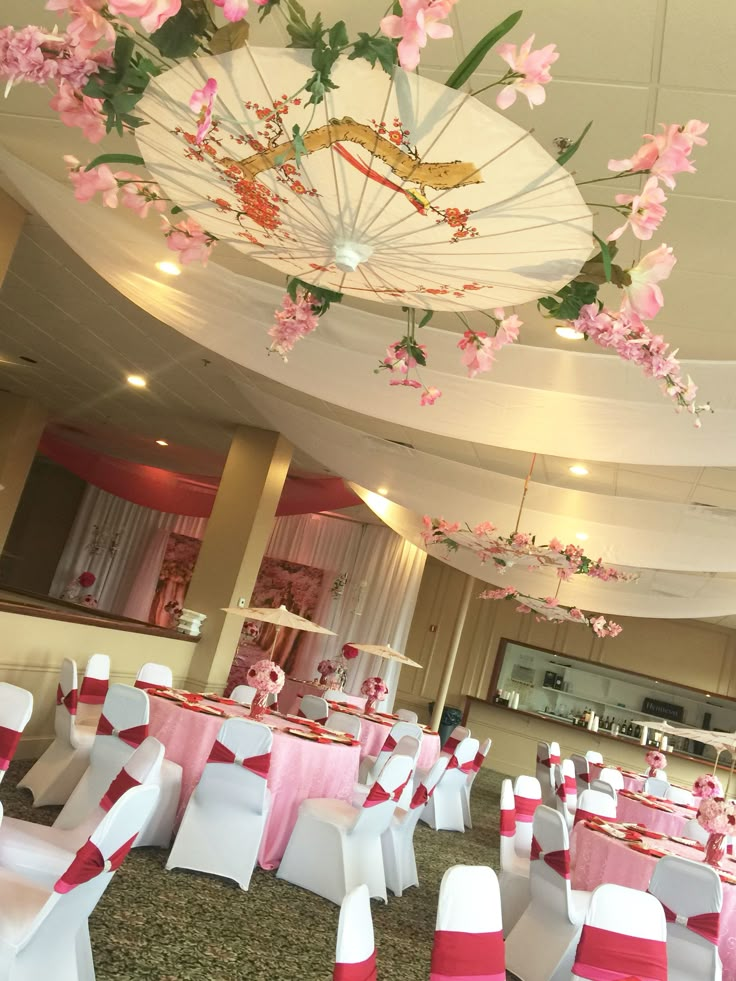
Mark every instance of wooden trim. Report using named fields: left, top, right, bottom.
left=0, top=598, right=197, bottom=643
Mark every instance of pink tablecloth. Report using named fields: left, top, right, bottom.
left=572, top=822, right=736, bottom=980
left=148, top=697, right=360, bottom=869
left=616, top=793, right=695, bottom=838
left=590, top=761, right=645, bottom=792
left=278, top=678, right=366, bottom=716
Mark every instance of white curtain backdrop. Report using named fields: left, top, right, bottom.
left=51, top=484, right=207, bottom=617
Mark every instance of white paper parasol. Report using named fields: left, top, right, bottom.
left=346, top=642, right=423, bottom=669
left=136, top=47, right=593, bottom=312
left=222, top=603, right=335, bottom=659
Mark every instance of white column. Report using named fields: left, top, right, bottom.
left=430, top=575, right=475, bottom=732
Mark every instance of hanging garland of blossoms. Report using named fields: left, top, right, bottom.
left=0, top=0, right=711, bottom=422
left=480, top=587, right=623, bottom=639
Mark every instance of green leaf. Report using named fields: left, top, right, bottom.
left=259, top=0, right=281, bottom=21
left=149, top=5, right=209, bottom=58
left=348, top=33, right=398, bottom=74
left=328, top=20, right=348, bottom=49
left=111, top=91, right=144, bottom=114
left=170, top=205, right=183, bottom=214
left=445, top=10, right=523, bottom=89
left=537, top=280, right=599, bottom=321
left=84, top=153, right=146, bottom=171
left=113, top=35, right=135, bottom=82
left=287, top=277, right=343, bottom=315
left=592, top=232, right=613, bottom=283
left=210, top=20, right=250, bottom=53
left=418, top=309, right=434, bottom=328
left=286, top=8, right=324, bottom=48
left=556, top=121, right=593, bottom=167
left=291, top=124, right=307, bottom=166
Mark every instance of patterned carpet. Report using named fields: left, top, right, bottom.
left=4, top=760, right=504, bottom=981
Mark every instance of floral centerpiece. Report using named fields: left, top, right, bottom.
left=246, top=658, right=285, bottom=719
left=361, top=676, right=389, bottom=713
left=317, top=658, right=344, bottom=690
left=62, top=570, right=97, bottom=604
left=693, top=773, right=724, bottom=800
left=645, top=749, right=667, bottom=777
left=697, top=797, right=736, bottom=868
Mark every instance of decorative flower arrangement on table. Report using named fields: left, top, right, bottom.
left=645, top=749, right=667, bottom=777
left=361, top=676, right=389, bottom=713
left=330, top=572, right=348, bottom=600
left=697, top=797, right=736, bottom=868
left=246, top=657, right=285, bottom=719
left=2, top=1, right=712, bottom=423
left=62, top=569, right=97, bottom=605
left=693, top=773, right=724, bottom=800
left=316, top=657, right=345, bottom=690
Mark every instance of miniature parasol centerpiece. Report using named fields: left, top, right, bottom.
left=345, top=642, right=423, bottom=669
left=222, top=603, right=336, bottom=660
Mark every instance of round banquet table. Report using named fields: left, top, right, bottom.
left=278, top=678, right=366, bottom=716
left=572, top=822, right=736, bottom=980
left=616, top=791, right=696, bottom=837
left=589, top=761, right=645, bottom=792
left=147, top=697, right=361, bottom=869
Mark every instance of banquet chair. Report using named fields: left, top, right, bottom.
left=381, top=756, right=449, bottom=897
left=396, top=708, right=418, bottom=723
left=498, top=778, right=531, bottom=937
left=54, top=684, right=182, bottom=847
left=134, top=662, right=173, bottom=690
left=597, top=766, right=624, bottom=792
left=589, top=779, right=617, bottom=804
left=512, top=774, right=543, bottom=856
left=353, top=735, right=420, bottom=809
left=326, top=709, right=362, bottom=740
left=0, top=738, right=165, bottom=887
left=682, top=818, right=710, bottom=845
left=666, top=784, right=695, bottom=806
left=166, top=718, right=273, bottom=891
left=584, top=751, right=603, bottom=765
left=648, top=854, right=723, bottom=981
left=324, top=691, right=350, bottom=706
left=573, top=788, right=617, bottom=827
left=553, top=765, right=573, bottom=831
left=277, top=753, right=414, bottom=905
left=230, top=684, right=256, bottom=705
left=440, top=724, right=470, bottom=756
left=644, top=775, right=671, bottom=797
left=571, top=753, right=591, bottom=797
left=505, top=805, right=593, bottom=981
left=421, top=735, right=479, bottom=832
left=76, top=654, right=110, bottom=728
left=536, top=740, right=560, bottom=805
left=430, top=865, right=505, bottom=981
left=571, top=883, right=667, bottom=981
left=334, top=884, right=376, bottom=981
left=461, top=736, right=492, bottom=828
left=298, top=694, right=329, bottom=724
left=0, top=683, right=33, bottom=784
left=358, top=720, right=423, bottom=785
left=0, top=785, right=159, bottom=981
left=18, top=658, right=94, bottom=806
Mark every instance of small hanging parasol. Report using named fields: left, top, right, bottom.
left=221, top=603, right=336, bottom=659
left=346, top=642, right=423, bottom=669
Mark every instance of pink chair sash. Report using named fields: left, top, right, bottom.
left=530, top=837, right=570, bottom=878
left=0, top=726, right=22, bottom=771
left=333, top=951, right=377, bottom=981
left=54, top=834, right=137, bottom=894
left=514, top=794, right=540, bottom=823
left=549, top=752, right=560, bottom=766
left=564, top=774, right=577, bottom=794
left=381, top=733, right=397, bottom=753
left=446, top=754, right=475, bottom=774
left=206, top=739, right=271, bottom=778
left=442, top=735, right=460, bottom=754
left=56, top=684, right=78, bottom=716
left=363, top=782, right=392, bottom=807
left=499, top=808, right=515, bottom=836
left=79, top=676, right=109, bottom=705
left=469, top=751, right=485, bottom=773
left=573, top=925, right=667, bottom=981
left=430, top=929, right=505, bottom=980
left=574, top=808, right=600, bottom=827
left=658, top=901, right=720, bottom=944
left=95, top=715, right=149, bottom=748
left=411, top=784, right=429, bottom=809
left=100, top=768, right=141, bottom=812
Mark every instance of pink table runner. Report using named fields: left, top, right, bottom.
left=616, top=793, right=695, bottom=838
left=572, top=822, right=736, bottom=980
left=278, top=678, right=366, bottom=716
left=148, top=697, right=360, bottom=869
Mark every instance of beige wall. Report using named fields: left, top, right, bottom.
left=0, top=610, right=197, bottom=758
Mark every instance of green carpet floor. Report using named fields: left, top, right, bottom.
left=3, top=760, right=505, bottom=980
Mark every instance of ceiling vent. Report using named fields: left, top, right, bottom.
left=384, top=438, right=415, bottom=450
left=689, top=502, right=736, bottom=520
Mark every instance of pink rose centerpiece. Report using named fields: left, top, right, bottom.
left=645, top=749, right=667, bottom=778
left=697, top=797, right=736, bottom=868
left=63, top=570, right=97, bottom=604
left=246, top=658, right=285, bottom=720
left=317, top=658, right=343, bottom=690
left=693, top=773, right=724, bottom=800
left=361, top=676, right=389, bottom=713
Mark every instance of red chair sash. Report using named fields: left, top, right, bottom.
left=0, top=726, right=22, bottom=770
left=564, top=774, right=577, bottom=794
left=573, top=925, right=667, bottom=981
left=333, top=951, right=376, bottom=981
left=659, top=902, right=720, bottom=944
left=381, top=734, right=397, bottom=753
left=446, top=754, right=475, bottom=774
left=579, top=770, right=591, bottom=784
left=574, top=807, right=600, bottom=827
left=430, top=929, right=505, bottom=980
left=530, top=837, right=570, bottom=878
left=297, top=708, right=328, bottom=725
left=469, top=751, right=485, bottom=772
left=100, top=768, right=141, bottom=812
left=514, top=793, right=540, bottom=823
left=411, top=784, right=429, bottom=809
left=56, top=684, right=78, bottom=716
left=556, top=781, right=567, bottom=801
left=206, top=740, right=271, bottom=778
left=134, top=679, right=160, bottom=690
left=442, top=735, right=460, bottom=754
left=536, top=753, right=551, bottom=768
left=54, top=834, right=137, bottom=894
left=549, top=753, right=561, bottom=766
left=499, top=808, right=515, bottom=836
left=79, top=676, right=109, bottom=705
left=95, top=715, right=149, bottom=748
left=363, top=782, right=392, bottom=807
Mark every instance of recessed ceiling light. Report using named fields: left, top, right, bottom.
left=155, top=261, right=181, bottom=276
left=569, top=464, right=589, bottom=476
left=706, top=693, right=711, bottom=698
left=556, top=326, right=584, bottom=340
left=155, top=439, right=169, bottom=446
left=377, top=487, right=388, bottom=495
left=575, top=532, right=589, bottom=541
left=126, top=374, right=147, bottom=388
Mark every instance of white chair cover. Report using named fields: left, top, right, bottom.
left=421, top=736, right=479, bottom=832
left=134, top=662, right=173, bottom=690
left=536, top=740, right=560, bottom=806
left=334, top=884, right=376, bottom=980
left=77, top=654, right=110, bottom=727
left=584, top=751, right=603, bottom=765
left=230, top=684, right=256, bottom=705
left=666, top=785, right=694, bottom=806
left=553, top=763, right=575, bottom=830
left=574, top=789, right=617, bottom=827
left=571, top=753, right=590, bottom=797
left=645, top=776, right=671, bottom=797
left=462, top=736, right=492, bottom=829
left=499, top=778, right=531, bottom=938
left=598, top=767, right=624, bottom=792
left=440, top=725, right=470, bottom=756
left=277, top=753, right=413, bottom=905
left=326, top=710, right=362, bottom=740
left=648, top=854, right=723, bottom=981
left=166, top=718, right=273, bottom=891
left=18, top=658, right=94, bottom=806
left=0, top=683, right=33, bottom=784
left=589, top=779, right=618, bottom=804
left=683, top=817, right=710, bottom=845
left=353, top=735, right=419, bottom=809
left=358, top=721, right=423, bottom=786
left=396, top=709, right=418, bottom=723
left=512, top=774, right=542, bottom=856
left=324, top=691, right=350, bottom=705
left=298, top=694, right=330, bottom=723
left=430, top=865, right=505, bottom=981
left=505, top=805, right=592, bottom=981
left=571, top=883, right=667, bottom=981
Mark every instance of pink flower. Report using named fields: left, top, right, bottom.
left=457, top=330, right=495, bottom=378
left=568, top=608, right=585, bottom=621
left=547, top=538, right=563, bottom=552
left=473, top=521, right=497, bottom=536
left=609, top=177, right=667, bottom=242
left=516, top=604, right=532, bottom=614
left=389, top=378, right=422, bottom=389
left=383, top=339, right=426, bottom=375
left=543, top=596, right=559, bottom=608
left=46, top=0, right=116, bottom=55
left=621, top=244, right=676, bottom=320
left=64, top=155, right=119, bottom=206
left=511, top=532, right=533, bottom=547
left=697, top=798, right=734, bottom=836
left=479, top=586, right=517, bottom=601
left=50, top=80, right=106, bottom=143
left=106, top=0, right=182, bottom=34
left=380, top=0, right=457, bottom=72
left=77, top=570, right=96, bottom=588
left=420, top=385, right=442, bottom=406
left=608, top=120, right=708, bottom=190
left=693, top=774, right=723, bottom=800
left=247, top=658, right=285, bottom=694
left=341, top=643, right=359, bottom=660
left=606, top=622, right=623, bottom=638
left=590, top=615, right=608, bottom=637
left=190, top=77, right=217, bottom=144
left=495, top=34, right=559, bottom=110
left=212, top=0, right=269, bottom=22
left=267, top=288, right=319, bottom=359
left=118, top=175, right=167, bottom=218
left=492, top=309, right=522, bottom=347
left=162, top=216, right=215, bottom=266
